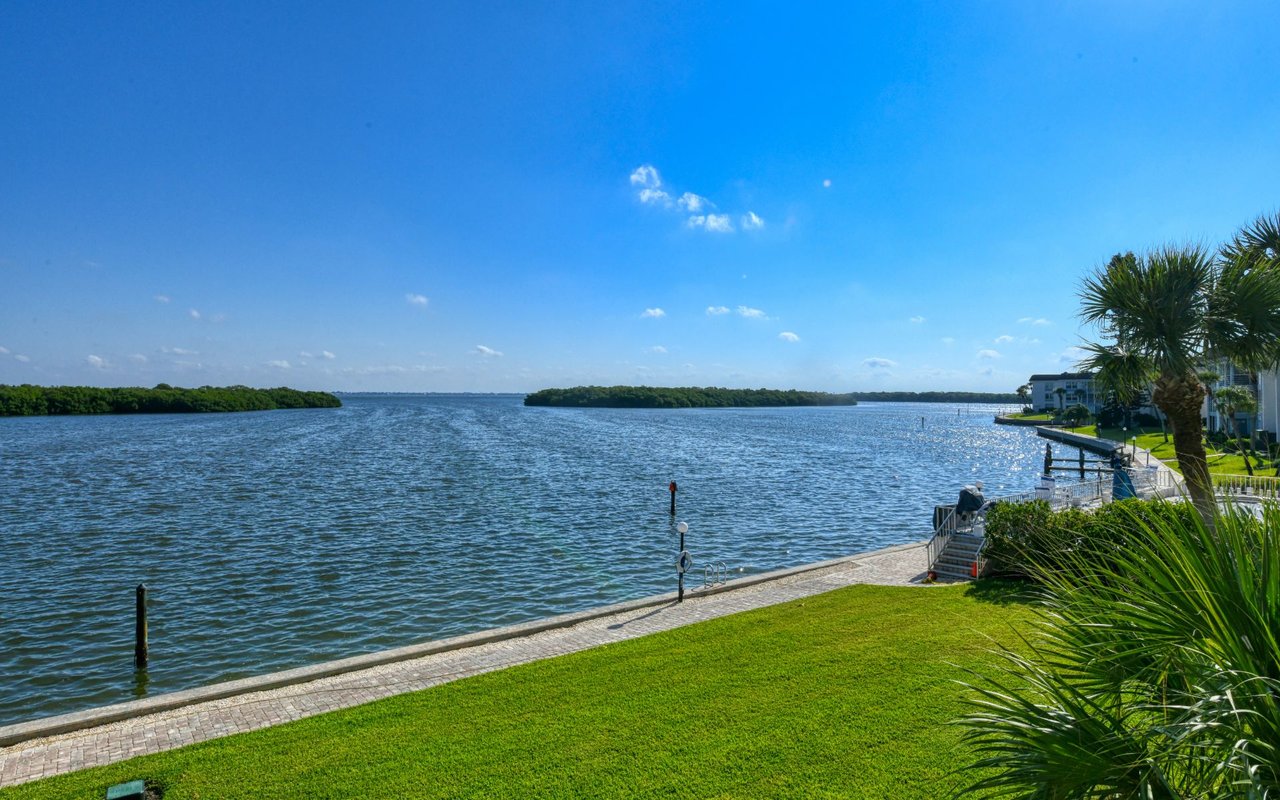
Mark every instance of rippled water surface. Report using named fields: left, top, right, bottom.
left=0, top=395, right=1044, bottom=725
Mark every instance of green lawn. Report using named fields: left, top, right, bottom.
left=3, top=583, right=1034, bottom=800
left=1066, top=426, right=1273, bottom=476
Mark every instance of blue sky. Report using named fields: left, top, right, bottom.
left=2, top=1, right=1278, bottom=393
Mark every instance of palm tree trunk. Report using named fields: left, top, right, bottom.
left=1153, top=372, right=1213, bottom=516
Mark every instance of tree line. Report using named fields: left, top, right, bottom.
left=524, top=386, right=859, bottom=408
left=0, top=384, right=342, bottom=416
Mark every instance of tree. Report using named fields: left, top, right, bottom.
left=1062, top=403, right=1090, bottom=427
left=957, top=502, right=1280, bottom=797
left=1216, top=385, right=1259, bottom=476
left=1198, top=369, right=1224, bottom=435
left=1052, top=387, right=1066, bottom=412
left=1078, top=212, right=1280, bottom=513
left=1015, top=383, right=1030, bottom=410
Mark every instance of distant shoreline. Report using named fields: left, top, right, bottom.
left=0, top=384, right=342, bottom=417
left=524, top=385, right=1020, bottom=409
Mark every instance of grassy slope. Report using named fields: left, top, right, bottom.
left=1067, top=426, right=1270, bottom=476
left=3, top=583, right=1033, bottom=800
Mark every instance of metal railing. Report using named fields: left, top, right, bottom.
left=1212, top=473, right=1280, bottom=499
left=925, top=506, right=958, bottom=573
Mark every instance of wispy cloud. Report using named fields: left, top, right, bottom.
left=1018, top=317, right=1051, bottom=326
left=129, top=353, right=148, bottom=363
left=706, top=305, right=730, bottom=316
left=406, top=293, right=429, bottom=307
left=162, top=346, right=199, bottom=356
left=864, top=357, right=896, bottom=369
left=474, top=345, right=503, bottom=358
left=909, top=315, right=926, bottom=324
left=86, top=354, right=107, bottom=369
left=941, top=337, right=955, bottom=346
left=994, top=334, right=1014, bottom=344
left=188, top=308, right=201, bottom=320
left=14, top=354, right=30, bottom=363
left=641, top=307, right=666, bottom=319
left=1058, top=346, right=1088, bottom=365
left=822, top=178, right=832, bottom=188
left=154, top=294, right=171, bottom=304
left=299, top=351, right=313, bottom=359
left=321, top=350, right=336, bottom=360
left=631, top=165, right=762, bottom=235
left=778, top=331, right=800, bottom=342
left=687, top=213, right=733, bottom=233
left=977, top=349, right=1001, bottom=360
left=0, top=345, right=8, bottom=354
left=736, top=306, right=766, bottom=319
left=678, top=192, right=708, bottom=213
left=266, top=360, right=291, bottom=369
left=650, top=345, right=668, bottom=354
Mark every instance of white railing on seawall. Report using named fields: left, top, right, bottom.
left=1212, top=472, right=1280, bottom=499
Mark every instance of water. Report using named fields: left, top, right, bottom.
left=0, top=395, right=1044, bottom=726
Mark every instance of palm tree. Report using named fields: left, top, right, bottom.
left=1216, top=384, right=1259, bottom=476
left=957, top=502, right=1280, bottom=797
left=1015, top=383, right=1030, bottom=410
left=1052, top=387, right=1066, bottom=413
left=1198, top=369, right=1223, bottom=435
left=1079, top=212, right=1280, bottom=512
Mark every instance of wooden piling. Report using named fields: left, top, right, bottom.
left=134, top=584, right=148, bottom=670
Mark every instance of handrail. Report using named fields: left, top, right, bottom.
left=925, top=506, right=957, bottom=574
left=1212, top=472, right=1280, bottom=499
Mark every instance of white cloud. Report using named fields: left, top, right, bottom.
left=650, top=345, right=668, bottom=354
left=994, top=335, right=1014, bottom=344
left=154, top=294, right=171, bottom=304
left=941, top=337, right=955, bottom=346
left=86, top=354, right=107, bottom=369
left=321, top=350, right=336, bottom=360
left=864, top=357, right=896, bottom=369
left=14, top=354, right=30, bottom=363
left=1059, top=346, right=1088, bottom=365
left=706, top=305, right=730, bottom=315
left=630, top=165, right=661, bottom=187
left=979, top=366, right=994, bottom=376
left=0, top=345, right=8, bottom=354
left=977, top=349, right=1001, bottom=360
left=1018, top=317, right=1051, bottom=326
left=741, top=211, right=764, bottom=230
left=162, top=347, right=199, bottom=356
left=736, top=306, right=766, bottom=319
left=822, top=179, right=832, bottom=188
left=406, top=293, right=429, bottom=307
left=266, top=360, right=291, bottom=369
left=474, top=345, right=503, bottom=357
left=188, top=308, right=201, bottom=320
left=909, top=315, right=926, bottom=324
left=678, top=192, right=708, bottom=212
left=129, top=354, right=148, bottom=364
left=299, top=351, right=313, bottom=359
left=778, top=331, right=800, bottom=342
left=641, top=307, right=666, bottom=318
left=688, top=213, right=733, bottom=232
left=638, top=188, right=671, bottom=206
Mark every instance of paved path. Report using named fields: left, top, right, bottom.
left=0, top=542, right=931, bottom=789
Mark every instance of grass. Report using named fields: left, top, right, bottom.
left=1007, top=410, right=1053, bottom=420
left=3, top=583, right=1034, bottom=800
left=1065, top=425, right=1273, bottom=476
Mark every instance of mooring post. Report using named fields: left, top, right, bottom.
left=669, top=481, right=677, bottom=516
left=1043, top=443, right=1053, bottom=477
left=1079, top=448, right=1085, bottom=480
left=675, top=520, right=689, bottom=603
left=134, top=584, right=148, bottom=669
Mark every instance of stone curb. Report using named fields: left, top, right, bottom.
left=0, top=540, right=923, bottom=748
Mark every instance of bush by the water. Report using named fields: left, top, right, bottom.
left=0, top=384, right=342, bottom=416
left=982, top=497, right=1199, bottom=579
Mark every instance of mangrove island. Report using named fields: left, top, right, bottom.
left=0, top=384, right=343, bottom=416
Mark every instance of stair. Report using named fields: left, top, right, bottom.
left=931, top=532, right=984, bottom=581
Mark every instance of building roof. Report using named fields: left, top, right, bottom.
left=1028, top=372, right=1095, bottom=381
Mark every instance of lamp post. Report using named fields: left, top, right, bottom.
left=675, top=521, right=690, bottom=603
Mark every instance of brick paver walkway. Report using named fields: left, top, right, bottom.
left=0, top=542, right=929, bottom=788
